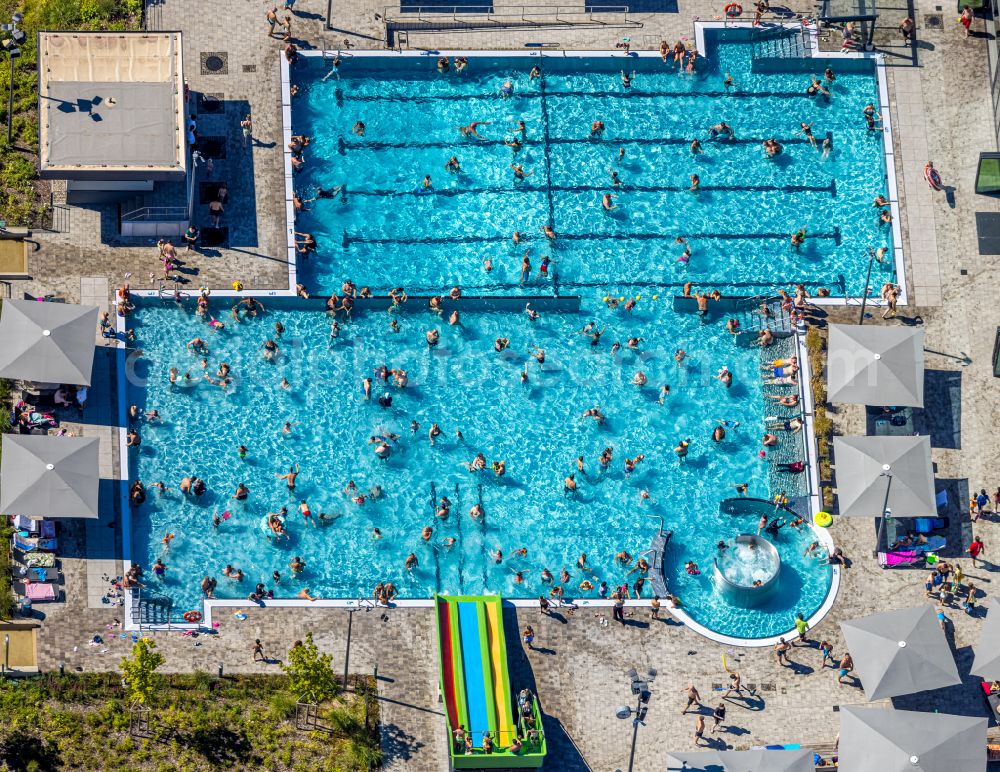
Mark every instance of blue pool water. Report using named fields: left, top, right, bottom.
left=129, top=301, right=830, bottom=639
left=291, top=33, right=894, bottom=296
left=125, top=32, right=893, bottom=639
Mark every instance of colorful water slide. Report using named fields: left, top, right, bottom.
left=434, top=595, right=546, bottom=769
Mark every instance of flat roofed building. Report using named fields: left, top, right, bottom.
left=38, top=31, right=185, bottom=183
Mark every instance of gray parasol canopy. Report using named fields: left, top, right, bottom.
left=971, top=596, right=1000, bottom=681
left=0, top=299, right=99, bottom=385
left=827, top=324, right=924, bottom=407
left=832, top=436, right=935, bottom=518
left=666, top=748, right=815, bottom=771
left=839, top=705, right=985, bottom=772
left=0, top=434, right=100, bottom=519
left=840, top=605, right=960, bottom=701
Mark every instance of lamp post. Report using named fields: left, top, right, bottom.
left=614, top=668, right=656, bottom=772
left=1, top=13, right=24, bottom=146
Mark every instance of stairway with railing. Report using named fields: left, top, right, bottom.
left=132, top=587, right=183, bottom=628
left=730, top=295, right=793, bottom=344
left=749, top=24, right=811, bottom=71
left=382, top=3, right=640, bottom=43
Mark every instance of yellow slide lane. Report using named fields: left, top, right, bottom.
left=484, top=601, right=514, bottom=741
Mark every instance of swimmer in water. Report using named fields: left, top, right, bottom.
left=602, top=193, right=617, bottom=211
left=458, top=121, right=491, bottom=139
left=800, top=122, right=818, bottom=148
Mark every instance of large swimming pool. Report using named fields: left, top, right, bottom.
left=129, top=299, right=830, bottom=639
left=126, top=29, right=893, bottom=640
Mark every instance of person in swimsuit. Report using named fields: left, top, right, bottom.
left=276, top=463, right=299, bottom=490
left=458, top=121, right=491, bottom=138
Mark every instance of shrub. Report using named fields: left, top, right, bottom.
left=268, top=691, right=297, bottom=721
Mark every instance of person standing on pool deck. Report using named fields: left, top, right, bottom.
left=969, top=535, right=985, bottom=566
left=837, top=652, right=854, bottom=683
left=711, top=703, right=726, bottom=733
left=773, top=637, right=791, bottom=666
left=681, top=683, right=702, bottom=714
left=792, top=612, right=810, bottom=645
left=693, top=715, right=706, bottom=746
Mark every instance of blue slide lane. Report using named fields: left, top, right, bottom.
left=457, top=601, right=490, bottom=735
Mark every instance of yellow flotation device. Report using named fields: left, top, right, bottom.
left=814, top=511, right=833, bottom=528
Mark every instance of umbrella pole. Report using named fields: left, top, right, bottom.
left=874, top=474, right=893, bottom=559
left=859, top=250, right=875, bottom=325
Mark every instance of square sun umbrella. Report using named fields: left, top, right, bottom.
left=831, top=435, right=935, bottom=552
left=666, top=748, right=815, bottom=772
left=839, top=705, right=986, bottom=772
left=0, top=435, right=100, bottom=519
left=839, top=605, right=960, bottom=701
left=971, top=596, right=1000, bottom=680
left=827, top=324, right=925, bottom=408
left=0, top=299, right=99, bottom=386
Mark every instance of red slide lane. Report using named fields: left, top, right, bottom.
left=437, top=600, right=459, bottom=730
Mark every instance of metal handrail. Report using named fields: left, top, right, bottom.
left=385, top=4, right=629, bottom=22
left=121, top=206, right=189, bottom=222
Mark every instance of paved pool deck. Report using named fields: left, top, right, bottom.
left=11, top=0, right=1000, bottom=769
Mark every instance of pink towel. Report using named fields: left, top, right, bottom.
left=24, top=583, right=56, bottom=601
left=879, top=550, right=920, bottom=567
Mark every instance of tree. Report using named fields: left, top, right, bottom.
left=281, top=632, right=338, bottom=704
left=120, top=638, right=164, bottom=707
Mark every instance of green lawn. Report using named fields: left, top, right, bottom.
left=0, top=672, right=381, bottom=771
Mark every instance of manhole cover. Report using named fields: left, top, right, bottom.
left=924, top=14, right=942, bottom=27
left=242, top=64, right=257, bottom=73
left=200, top=52, right=229, bottom=75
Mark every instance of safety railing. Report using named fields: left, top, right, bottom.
left=121, top=206, right=189, bottom=222
left=750, top=24, right=810, bottom=59
left=383, top=4, right=634, bottom=30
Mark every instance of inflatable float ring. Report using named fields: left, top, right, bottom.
left=183, top=610, right=202, bottom=623
left=725, top=2, right=742, bottom=16
left=814, top=511, right=833, bottom=528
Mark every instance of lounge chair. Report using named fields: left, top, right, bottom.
left=12, top=534, right=57, bottom=553
left=914, top=517, right=948, bottom=534
left=24, top=552, right=55, bottom=568
left=23, top=582, right=56, bottom=602
left=878, top=550, right=926, bottom=569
